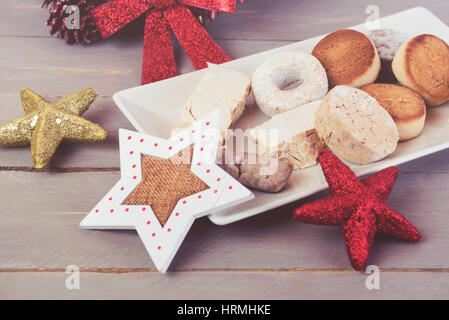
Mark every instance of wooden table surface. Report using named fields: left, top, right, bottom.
left=1, top=0, right=449, bottom=299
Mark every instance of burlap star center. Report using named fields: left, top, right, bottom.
left=124, top=147, right=208, bottom=226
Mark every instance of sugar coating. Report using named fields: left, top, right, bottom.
left=252, top=51, right=328, bottom=117
left=369, top=29, right=410, bottom=61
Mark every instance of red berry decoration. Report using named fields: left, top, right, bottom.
left=293, top=149, right=421, bottom=271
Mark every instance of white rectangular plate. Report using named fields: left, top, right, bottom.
left=113, top=7, right=449, bottom=225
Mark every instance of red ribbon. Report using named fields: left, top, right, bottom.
left=91, top=0, right=235, bottom=84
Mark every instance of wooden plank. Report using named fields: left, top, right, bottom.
left=0, top=95, right=132, bottom=168
left=207, top=0, right=449, bottom=41
left=0, top=37, right=290, bottom=96
left=2, top=0, right=449, bottom=41
left=0, top=38, right=288, bottom=168
left=1, top=270, right=448, bottom=299
left=0, top=0, right=49, bottom=38
left=1, top=164, right=449, bottom=270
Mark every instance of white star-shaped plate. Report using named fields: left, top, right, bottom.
left=80, top=110, right=254, bottom=273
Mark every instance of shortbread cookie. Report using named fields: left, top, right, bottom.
left=312, top=29, right=381, bottom=88
left=368, top=29, right=410, bottom=83
left=392, top=34, right=449, bottom=106
left=315, top=86, right=398, bottom=164
left=250, top=100, right=324, bottom=169
left=174, top=66, right=251, bottom=135
left=252, top=51, right=328, bottom=116
left=361, top=83, right=426, bottom=141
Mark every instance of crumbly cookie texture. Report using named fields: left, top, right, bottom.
left=173, top=66, right=251, bottom=136
left=315, top=86, right=398, bottom=165
left=250, top=100, right=324, bottom=169
left=361, top=83, right=426, bottom=142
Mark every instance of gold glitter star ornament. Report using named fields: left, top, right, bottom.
left=0, top=88, right=107, bottom=168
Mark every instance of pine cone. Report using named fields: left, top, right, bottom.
left=42, top=0, right=219, bottom=45
left=42, top=0, right=106, bottom=45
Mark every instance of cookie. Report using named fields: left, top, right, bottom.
left=173, top=66, right=251, bottom=136
left=312, top=29, right=381, bottom=89
left=392, top=34, right=449, bottom=106
left=315, top=86, right=398, bottom=164
left=361, top=83, right=426, bottom=141
left=368, top=29, right=410, bottom=83
left=252, top=51, right=328, bottom=116
left=250, top=100, right=324, bottom=169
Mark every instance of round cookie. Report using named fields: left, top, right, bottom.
left=361, top=83, right=426, bottom=141
left=392, top=34, right=449, bottom=106
left=252, top=51, right=328, bottom=117
left=312, top=29, right=381, bottom=89
left=368, top=29, right=411, bottom=83
left=315, top=86, right=398, bottom=165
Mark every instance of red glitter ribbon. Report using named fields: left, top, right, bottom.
left=293, top=149, right=421, bottom=271
left=91, top=0, right=235, bottom=84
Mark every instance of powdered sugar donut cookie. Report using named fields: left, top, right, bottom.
left=252, top=51, right=328, bottom=117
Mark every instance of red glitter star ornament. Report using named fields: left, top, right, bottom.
left=293, top=149, right=421, bottom=271
left=91, top=0, right=236, bottom=84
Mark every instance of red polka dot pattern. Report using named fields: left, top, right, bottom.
left=88, top=118, right=250, bottom=272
